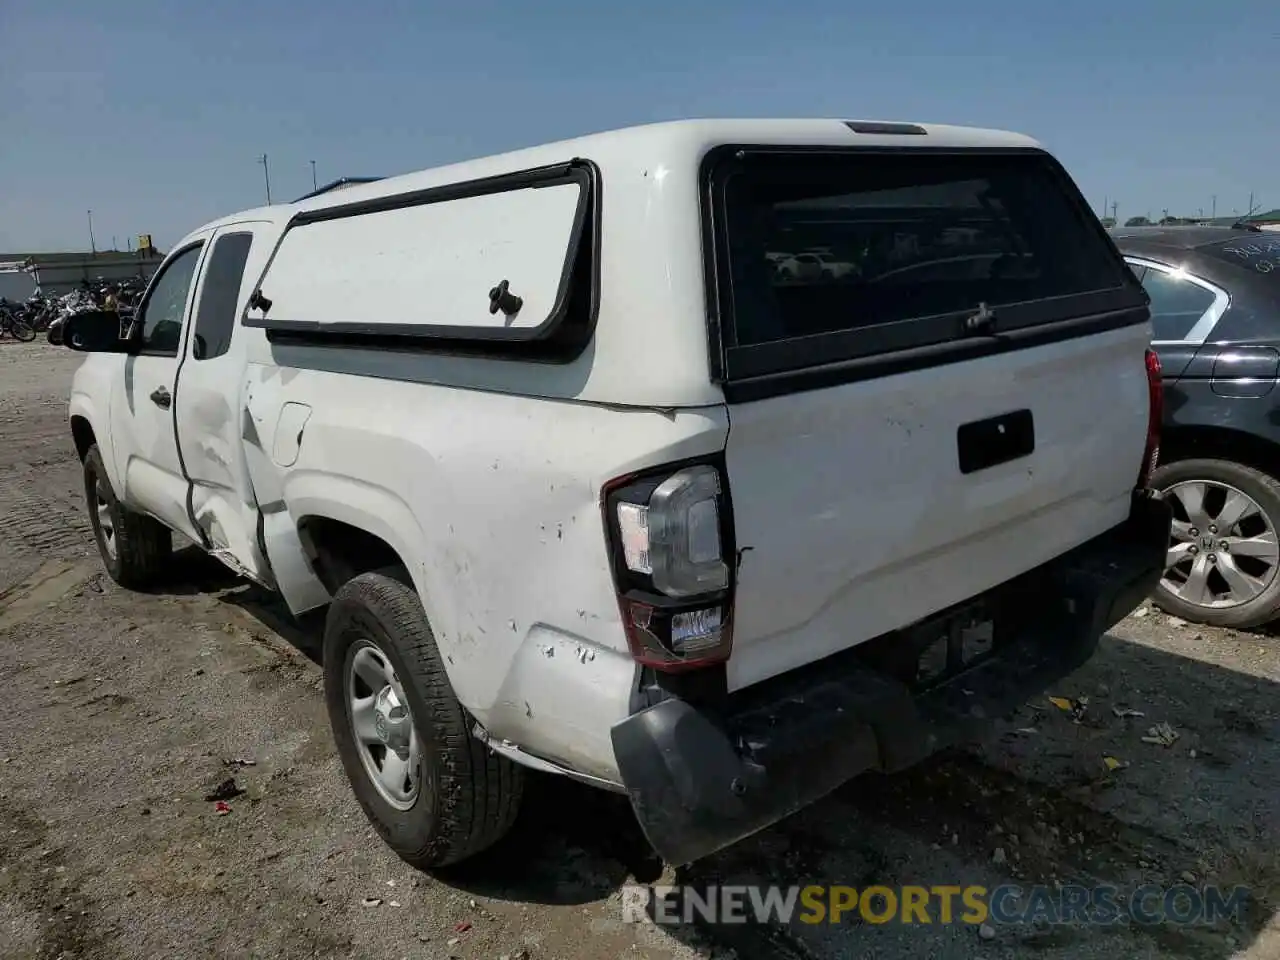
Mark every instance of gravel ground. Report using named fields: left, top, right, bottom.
left=1, top=339, right=1278, bottom=960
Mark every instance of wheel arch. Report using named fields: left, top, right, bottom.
left=286, top=476, right=457, bottom=659
left=68, top=396, right=124, bottom=497
left=1160, top=424, right=1280, bottom=481
left=297, top=515, right=406, bottom=595
left=70, top=414, right=96, bottom=461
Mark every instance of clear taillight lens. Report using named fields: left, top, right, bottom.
left=617, top=466, right=728, bottom=598
left=604, top=462, right=735, bottom=672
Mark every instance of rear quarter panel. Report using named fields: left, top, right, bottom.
left=244, top=358, right=727, bottom=776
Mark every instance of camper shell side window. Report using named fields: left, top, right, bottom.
left=242, top=161, right=600, bottom=363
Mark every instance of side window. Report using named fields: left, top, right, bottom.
left=192, top=233, right=254, bottom=360
left=1141, top=268, right=1217, bottom=342
left=137, top=245, right=204, bottom=356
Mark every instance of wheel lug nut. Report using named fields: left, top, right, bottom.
left=1189, top=545, right=1199, bottom=554
left=1209, top=525, right=1218, bottom=534
left=1208, top=554, right=1217, bottom=563
left=1190, top=528, right=1199, bottom=536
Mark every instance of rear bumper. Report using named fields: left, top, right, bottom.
left=610, top=492, right=1171, bottom=866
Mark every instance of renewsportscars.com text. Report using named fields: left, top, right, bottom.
left=622, top=883, right=1251, bottom=927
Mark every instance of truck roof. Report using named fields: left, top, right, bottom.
left=187, top=118, right=1043, bottom=238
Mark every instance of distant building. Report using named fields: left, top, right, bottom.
left=0, top=247, right=166, bottom=297
left=1190, top=209, right=1280, bottom=232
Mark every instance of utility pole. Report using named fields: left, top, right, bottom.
left=1212, top=195, right=1217, bottom=219
left=310, top=160, right=318, bottom=190
left=257, top=153, right=273, bottom=205
left=87, top=209, right=96, bottom=255
left=1102, top=195, right=1108, bottom=218
left=1111, top=201, right=1119, bottom=224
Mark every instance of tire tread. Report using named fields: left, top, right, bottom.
left=326, top=568, right=523, bottom=868
left=84, top=444, right=171, bottom=589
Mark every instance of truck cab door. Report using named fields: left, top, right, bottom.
left=172, top=223, right=329, bottom=613
left=173, top=225, right=276, bottom=586
left=110, top=240, right=209, bottom=544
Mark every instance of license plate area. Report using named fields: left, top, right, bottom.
left=912, top=608, right=995, bottom=690
left=855, top=599, right=996, bottom=691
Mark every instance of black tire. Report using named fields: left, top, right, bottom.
left=1151, top=457, right=1280, bottom=629
left=8, top=317, right=35, bottom=342
left=82, top=444, right=172, bottom=589
left=323, top=568, right=524, bottom=869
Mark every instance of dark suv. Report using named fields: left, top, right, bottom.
left=1111, top=226, right=1280, bottom=628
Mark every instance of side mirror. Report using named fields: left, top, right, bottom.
left=62, top=311, right=138, bottom=353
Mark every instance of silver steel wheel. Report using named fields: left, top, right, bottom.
left=1161, top=479, right=1280, bottom=609
left=346, top=640, right=424, bottom=811
left=95, top=480, right=117, bottom=561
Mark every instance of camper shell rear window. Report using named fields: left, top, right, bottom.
left=703, top=147, right=1148, bottom=398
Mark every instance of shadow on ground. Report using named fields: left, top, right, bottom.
left=155, top=544, right=326, bottom=663
left=157, top=548, right=1280, bottom=957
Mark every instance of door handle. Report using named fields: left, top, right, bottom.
left=149, top=386, right=172, bottom=410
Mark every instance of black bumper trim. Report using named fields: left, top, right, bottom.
left=610, top=493, right=1171, bottom=866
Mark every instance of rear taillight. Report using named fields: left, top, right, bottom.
left=1138, top=347, right=1163, bottom=489
left=602, top=461, right=735, bottom=672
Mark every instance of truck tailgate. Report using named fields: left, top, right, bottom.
left=723, top=323, right=1150, bottom=691
left=700, top=143, right=1152, bottom=692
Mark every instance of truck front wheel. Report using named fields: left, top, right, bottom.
left=83, top=443, right=172, bottom=589
left=323, top=568, right=524, bottom=869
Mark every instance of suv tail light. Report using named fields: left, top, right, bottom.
left=1138, top=347, right=1163, bottom=489
left=602, top=461, right=735, bottom=672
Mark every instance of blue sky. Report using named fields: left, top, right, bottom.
left=1, top=0, right=1276, bottom=251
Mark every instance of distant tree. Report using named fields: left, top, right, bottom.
left=1125, top=216, right=1151, bottom=227
left=1099, top=217, right=1117, bottom=228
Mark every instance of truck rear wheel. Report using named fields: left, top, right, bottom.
left=323, top=568, right=524, bottom=869
left=83, top=443, right=172, bottom=589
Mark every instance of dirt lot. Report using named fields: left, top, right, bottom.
left=1, top=339, right=1278, bottom=960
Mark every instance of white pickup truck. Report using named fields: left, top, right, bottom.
left=62, top=119, right=1170, bottom=869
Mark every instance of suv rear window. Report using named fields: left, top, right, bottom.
left=708, top=149, right=1142, bottom=385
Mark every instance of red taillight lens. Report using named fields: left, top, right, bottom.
left=1138, top=348, right=1163, bottom=489
left=602, top=461, right=736, bottom=672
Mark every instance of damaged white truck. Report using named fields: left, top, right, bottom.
left=62, top=119, right=1170, bottom=868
